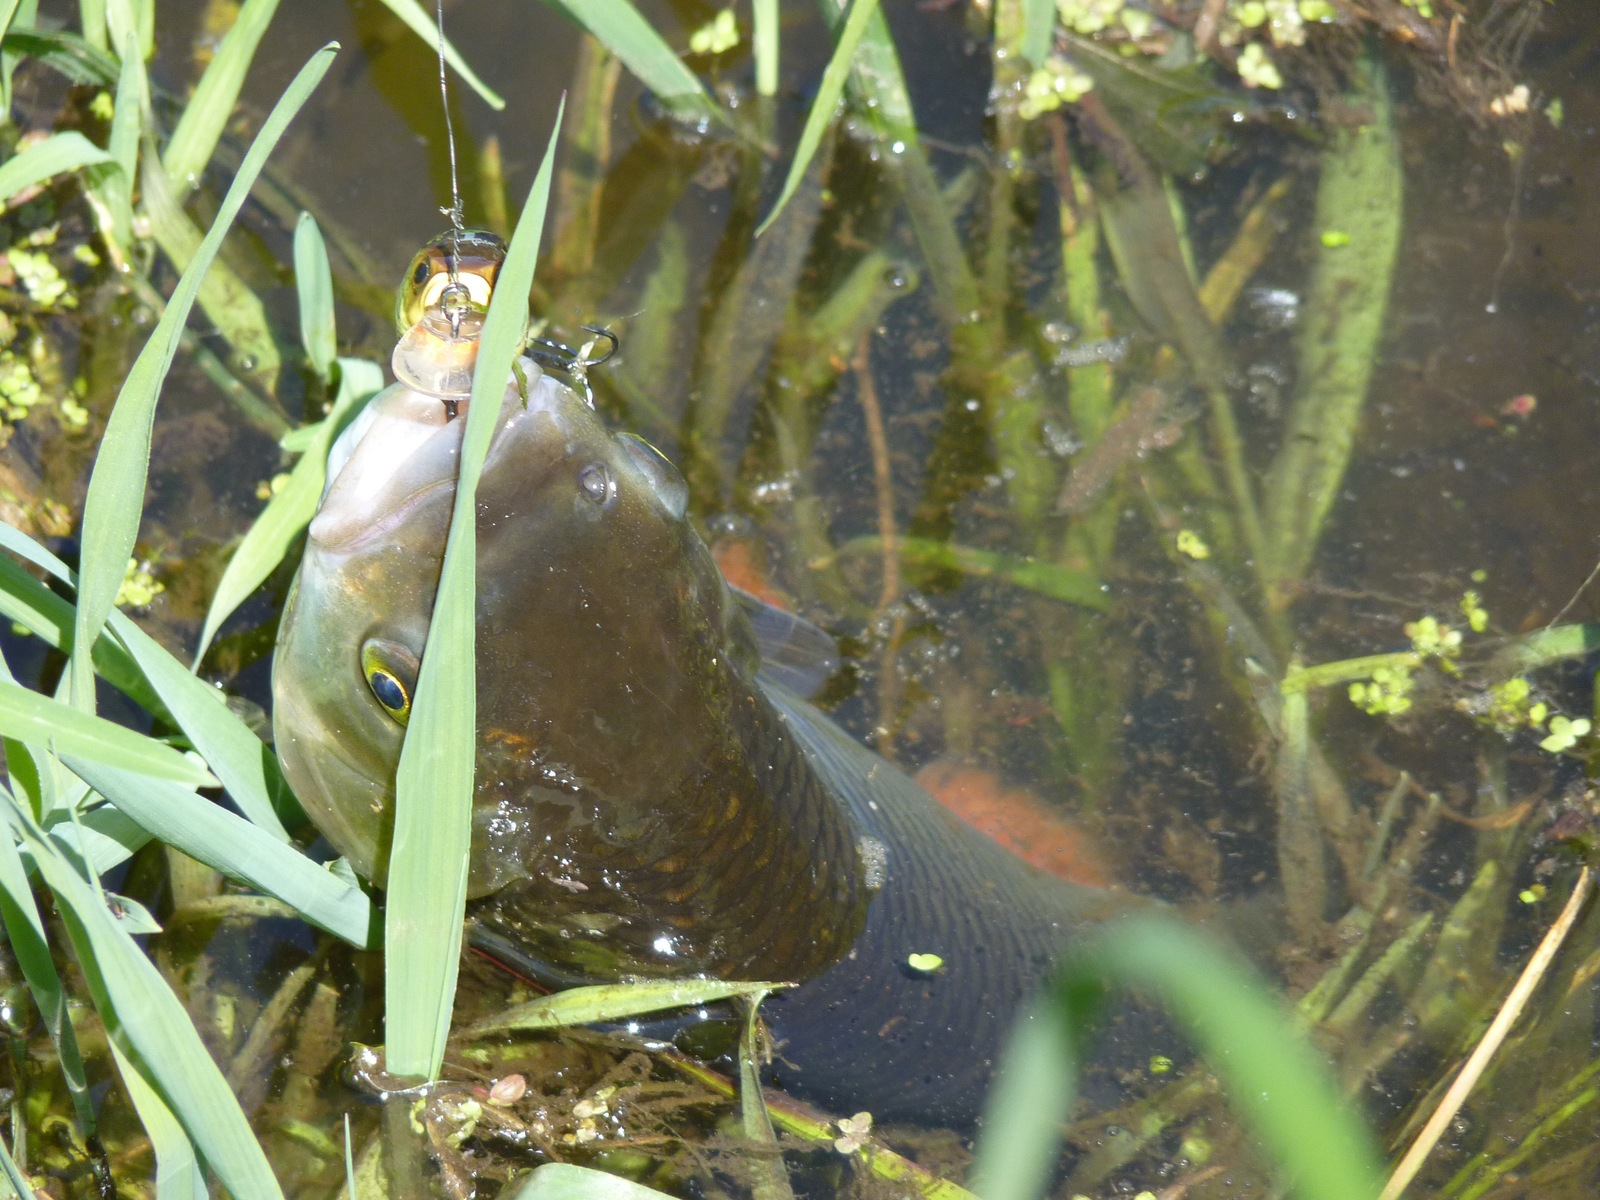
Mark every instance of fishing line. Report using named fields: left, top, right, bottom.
left=434, top=0, right=467, bottom=337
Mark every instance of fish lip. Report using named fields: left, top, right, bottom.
left=309, top=475, right=454, bottom=554
left=309, top=375, right=571, bottom=555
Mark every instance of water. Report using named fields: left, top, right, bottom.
left=8, top=1, right=1600, bottom=1196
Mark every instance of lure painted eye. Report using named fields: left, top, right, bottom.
left=578, top=463, right=615, bottom=506
left=393, top=229, right=507, bottom=336
left=361, top=639, right=418, bottom=726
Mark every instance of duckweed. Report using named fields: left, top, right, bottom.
left=688, top=9, right=738, bottom=56
left=114, top=557, right=165, bottom=609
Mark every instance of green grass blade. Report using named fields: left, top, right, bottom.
left=0, top=681, right=217, bottom=788
left=752, top=0, right=778, bottom=96
left=63, top=758, right=375, bottom=946
left=159, top=0, right=282, bottom=195
left=97, top=25, right=144, bottom=251
left=70, top=43, right=336, bottom=714
left=1020, top=0, right=1055, bottom=64
left=756, top=0, right=879, bottom=237
left=2, top=25, right=118, bottom=86
left=506, top=1164, right=678, bottom=1200
left=0, top=130, right=110, bottom=204
left=78, top=0, right=106, bottom=48
left=974, top=915, right=1385, bottom=1200
left=141, top=151, right=282, bottom=396
left=194, top=358, right=383, bottom=666
left=294, top=212, right=337, bottom=383
left=539, top=0, right=717, bottom=124
left=0, top=0, right=26, bottom=116
left=0, top=548, right=161, bottom=714
left=0, top=1137, right=33, bottom=1197
left=10, top=796, right=286, bottom=1199
left=465, top=979, right=787, bottom=1036
left=968, top=997, right=1083, bottom=1200
left=108, top=1040, right=209, bottom=1200
left=383, top=102, right=564, bottom=1080
left=48, top=801, right=151, bottom=875
left=372, top=0, right=503, bottom=110
left=0, top=523, right=296, bottom=838
left=0, top=812, right=96, bottom=1134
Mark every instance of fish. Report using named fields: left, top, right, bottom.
left=272, top=232, right=1139, bottom=1126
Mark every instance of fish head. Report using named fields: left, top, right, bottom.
left=273, top=362, right=756, bottom=897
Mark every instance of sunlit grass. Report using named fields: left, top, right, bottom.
left=0, top=0, right=1574, bottom=1197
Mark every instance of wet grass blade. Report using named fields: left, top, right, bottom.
left=756, top=0, right=878, bottom=237
left=1020, top=0, right=1054, bottom=64
left=384, top=103, right=564, bottom=1080
left=971, top=914, right=1385, bottom=1200
left=142, top=148, right=283, bottom=395
left=839, top=536, right=1109, bottom=611
left=0, top=550, right=159, bottom=713
left=752, top=0, right=778, bottom=96
left=93, top=21, right=146, bottom=255
left=541, top=0, right=717, bottom=124
left=0, top=522, right=296, bottom=839
left=374, top=0, right=503, bottom=110
left=0, top=130, right=110, bottom=202
left=968, top=998, right=1080, bottom=1200
left=63, top=758, right=375, bottom=946
left=294, top=212, right=337, bottom=383
left=195, top=358, right=384, bottom=666
left=10, top=794, right=286, bottom=1198
left=69, top=43, right=336, bottom=713
left=160, top=0, right=280, bottom=195
left=0, top=681, right=217, bottom=787
left=465, top=979, right=787, bottom=1036
left=1261, top=55, right=1400, bottom=599
left=0, top=0, right=26, bottom=115
left=0, top=809, right=95, bottom=1134
left=108, top=1040, right=209, bottom=1200
left=1, top=26, right=118, bottom=88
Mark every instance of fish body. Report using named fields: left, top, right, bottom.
left=273, top=237, right=1136, bottom=1124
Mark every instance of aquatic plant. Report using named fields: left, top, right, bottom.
left=0, top=0, right=1589, bottom=1198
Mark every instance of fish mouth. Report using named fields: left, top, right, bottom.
left=310, top=364, right=574, bottom=555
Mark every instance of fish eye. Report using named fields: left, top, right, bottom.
left=578, top=463, right=615, bottom=506
left=360, top=639, right=418, bottom=725
left=368, top=669, right=409, bottom=720
left=412, top=259, right=431, bottom=285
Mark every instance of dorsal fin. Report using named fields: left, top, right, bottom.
left=734, top=587, right=840, bottom=698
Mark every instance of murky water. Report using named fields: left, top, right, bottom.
left=8, top=0, right=1600, bottom=1196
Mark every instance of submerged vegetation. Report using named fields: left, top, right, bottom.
left=0, top=0, right=1589, bottom=1197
